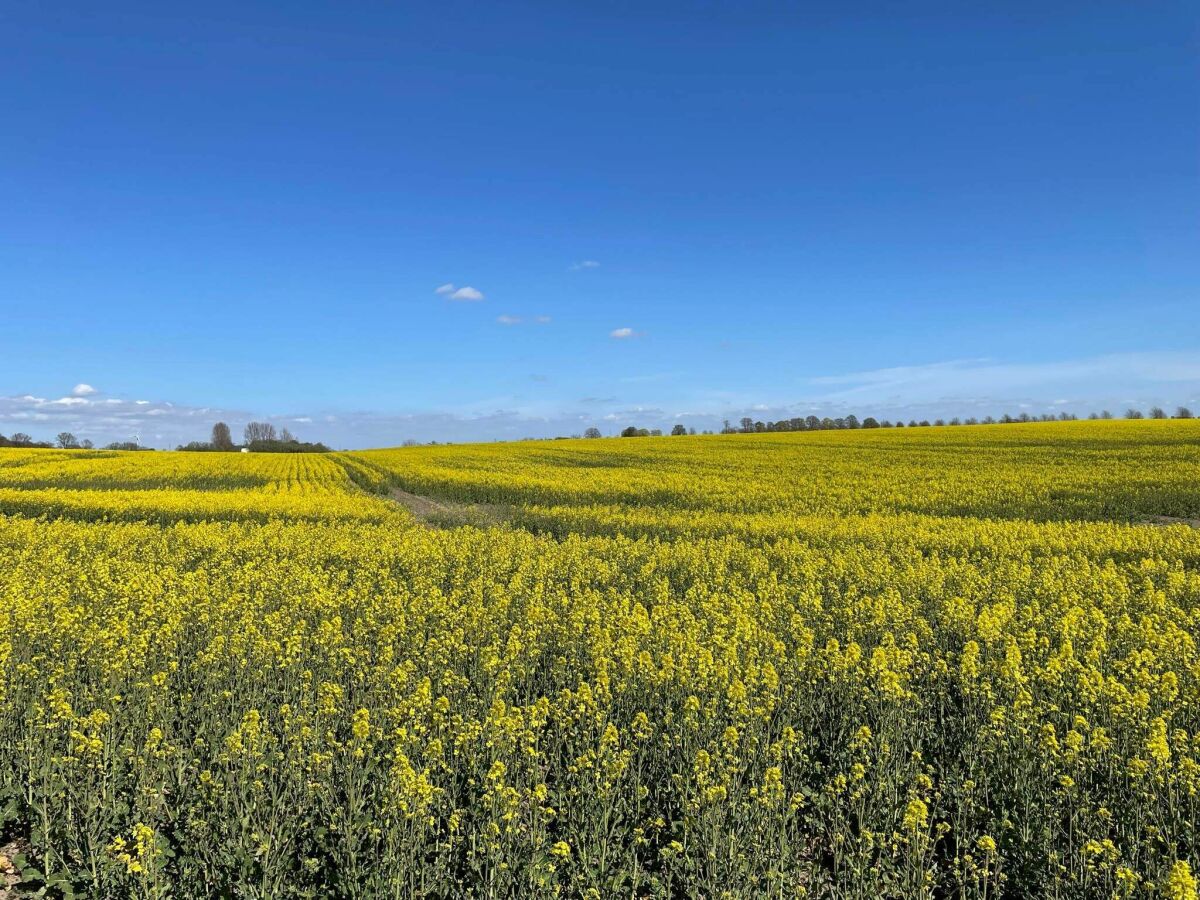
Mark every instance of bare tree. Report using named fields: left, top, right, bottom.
left=583, top=427, right=602, bottom=439
left=1125, top=409, right=1143, bottom=419
left=81, top=438, right=94, bottom=450
left=280, top=427, right=295, bottom=443
left=211, top=422, right=234, bottom=451
left=244, top=422, right=277, bottom=444
left=10, top=433, right=32, bottom=446
left=1149, top=406, right=1167, bottom=419
left=56, top=432, right=79, bottom=449
left=1177, top=407, right=1194, bottom=419
left=671, top=424, right=687, bottom=435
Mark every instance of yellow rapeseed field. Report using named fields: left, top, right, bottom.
left=1, top=420, right=1197, bottom=898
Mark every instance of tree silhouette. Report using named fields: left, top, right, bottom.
left=211, top=422, right=234, bottom=451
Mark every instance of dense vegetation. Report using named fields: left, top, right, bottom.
left=175, top=422, right=331, bottom=453
left=1, top=421, right=1197, bottom=898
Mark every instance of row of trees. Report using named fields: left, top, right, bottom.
left=5, top=406, right=1196, bottom=450
left=0, top=433, right=57, bottom=449
left=177, top=422, right=330, bottom=453
left=605, top=406, right=1195, bottom=438
left=612, top=425, right=698, bottom=438
left=723, top=407, right=1195, bottom=433
left=0, top=432, right=149, bottom=450
left=2, top=421, right=332, bottom=453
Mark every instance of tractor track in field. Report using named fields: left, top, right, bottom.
left=1140, top=515, right=1200, bottom=529
left=389, top=487, right=508, bottom=528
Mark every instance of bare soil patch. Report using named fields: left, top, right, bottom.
left=390, top=488, right=507, bottom=528
left=1140, top=515, right=1200, bottom=529
left=0, top=837, right=29, bottom=899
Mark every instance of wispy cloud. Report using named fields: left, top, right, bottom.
left=434, top=283, right=456, bottom=296
left=805, top=352, right=1200, bottom=404
left=497, top=314, right=553, bottom=326
left=4, top=350, right=1196, bottom=449
left=619, top=371, right=684, bottom=384
left=570, top=260, right=600, bottom=271
left=610, top=327, right=639, bottom=339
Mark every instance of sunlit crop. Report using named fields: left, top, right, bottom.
left=1, top=420, right=1197, bottom=898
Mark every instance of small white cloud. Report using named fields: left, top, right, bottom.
left=435, top=283, right=456, bottom=296
left=570, top=260, right=601, bottom=271
left=449, top=286, right=484, bottom=302
left=72, top=383, right=97, bottom=396
left=610, top=327, right=637, bottom=339
left=534, top=315, right=552, bottom=324
left=135, top=400, right=150, bottom=405
left=497, top=315, right=522, bottom=325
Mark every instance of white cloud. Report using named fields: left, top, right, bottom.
left=435, top=281, right=486, bottom=300
left=570, top=260, right=601, bottom=271
left=3, top=349, right=1196, bottom=449
left=610, top=327, right=637, bottom=339
left=0, top=393, right=256, bottom=448
left=72, top=383, right=98, bottom=397
left=497, top=315, right=522, bottom=325
left=534, top=315, right=552, bottom=324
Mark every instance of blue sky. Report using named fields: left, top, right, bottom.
left=2, top=1, right=1197, bottom=447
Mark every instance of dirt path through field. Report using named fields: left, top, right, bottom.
left=1140, top=515, right=1200, bottom=529
left=389, top=488, right=507, bottom=528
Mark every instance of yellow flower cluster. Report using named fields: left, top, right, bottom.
left=0, top=419, right=1197, bottom=897
left=0, top=449, right=395, bottom=523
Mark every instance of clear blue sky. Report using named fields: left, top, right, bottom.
left=2, top=1, right=1197, bottom=446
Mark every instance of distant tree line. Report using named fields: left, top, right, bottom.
left=0, top=431, right=143, bottom=450
left=176, top=422, right=330, bottom=453
left=605, top=406, right=1195, bottom=437
left=0, top=433, right=55, bottom=449
left=3, top=406, right=1194, bottom=451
